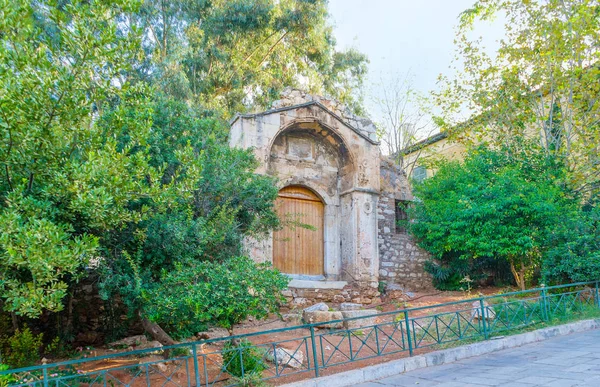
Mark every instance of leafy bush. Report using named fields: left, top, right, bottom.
left=222, top=340, right=267, bottom=378
left=143, top=257, right=289, bottom=337
left=410, top=143, right=576, bottom=290
left=0, top=363, right=16, bottom=387
left=1, top=328, right=43, bottom=369
left=543, top=205, right=600, bottom=284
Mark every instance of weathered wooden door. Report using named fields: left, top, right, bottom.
left=273, top=186, right=324, bottom=275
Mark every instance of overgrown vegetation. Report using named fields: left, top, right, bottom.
left=3, top=0, right=364, bottom=364
left=222, top=339, right=267, bottom=378
left=412, top=0, right=600, bottom=291
left=410, top=143, right=579, bottom=290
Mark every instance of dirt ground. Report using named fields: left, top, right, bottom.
left=29, top=287, right=509, bottom=387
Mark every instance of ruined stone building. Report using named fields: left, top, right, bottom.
left=229, top=90, right=430, bottom=305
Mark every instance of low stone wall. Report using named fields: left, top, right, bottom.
left=282, top=281, right=381, bottom=309
left=69, top=275, right=142, bottom=345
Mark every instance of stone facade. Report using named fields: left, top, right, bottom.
left=377, top=157, right=432, bottom=290
left=230, top=89, right=431, bottom=301
left=230, top=89, right=381, bottom=284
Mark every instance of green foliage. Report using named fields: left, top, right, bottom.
left=98, top=95, right=283, bottom=338
left=222, top=339, right=267, bottom=378
left=132, top=0, right=368, bottom=115
left=0, top=0, right=153, bottom=317
left=424, top=254, right=513, bottom=291
left=0, top=363, right=16, bottom=387
left=0, top=328, right=43, bottom=369
left=410, top=143, right=576, bottom=289
left=436, top=0, right=600, bottom=195
left=1, top=0, right=350, bottom=342
left=543, top=204, right=600, bottom=284
left=143, top=257, right=288, bottom=337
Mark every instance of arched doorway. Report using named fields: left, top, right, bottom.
left=273, top=186, right=324, bottom=275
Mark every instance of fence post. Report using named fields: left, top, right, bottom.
left=403, top=310, right=413, bottom=356
left=192, top=343, right=201, bottom=387
left=309, top=326, right=320, bottom=378
left=595, top=281, right=600, bottom=309
left=479, top=297, right=488, bottom=340
left=43, top=367, right=49, bottom=387
left=540, top=284, right=549, bottom=321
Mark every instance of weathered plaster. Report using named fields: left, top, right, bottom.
left=230, top=91, right=380, bottom=284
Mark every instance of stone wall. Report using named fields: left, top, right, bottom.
left=282, top=282, right=381, bottom=310
left=377, top=157, right=432, bottom=290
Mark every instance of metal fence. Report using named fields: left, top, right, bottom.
left=1, top=281, right=599, bottom=386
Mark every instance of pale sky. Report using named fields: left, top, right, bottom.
left=328, top=0, right=504, bottom=134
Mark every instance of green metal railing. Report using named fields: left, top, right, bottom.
left=1, top=281, right=599, bottom=386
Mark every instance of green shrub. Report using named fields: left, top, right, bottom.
left=543, top=205, right=600, bottom=284
left=2, top=328, right=43, bottom=369
left=222, top=339, right=267, bottom=378
left=144, top=256, right=289, bottom=337
left=0, top=364, right=16, bottom=387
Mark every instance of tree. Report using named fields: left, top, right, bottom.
left=435, top=0, right=600, bottom=195
left=372, top=72, right=433, bottom=172
left=409, top=143, right=575, bottom=290
left=129, top=0, right=369, bottom=115
left=0, top=0, right=154, bottom=319
left=0, top=1, right=288, bottom=347
left=98, top=95, right=286, bottom=343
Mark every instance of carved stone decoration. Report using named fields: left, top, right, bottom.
left=358, top=160, right=369, bottom=186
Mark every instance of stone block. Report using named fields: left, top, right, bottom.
left=303, top=302, right=329, bottom=312
left=340, top=302, right=363, bottom=311
left=267, top=347, right=304, bottom=369
left=471, top=300, right=496, bottom=321
left=108, top=335, right=147, bottom=349
left=403, top=355, right=427, bottom=372
left=303, top=311, right=344, bottom=328
left=292, top=297, right=309, bottom=307
left=342, top=310, right=379, bottom=329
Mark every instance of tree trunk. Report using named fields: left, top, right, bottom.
left=139, top=312, right=176, bottom=345
left=510, top=262, right=526, bottom=291
left=11, top=312, right=19, bottom=331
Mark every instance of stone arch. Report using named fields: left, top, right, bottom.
left=266, top=119, right=359, bottom=280
left=266, top=118, right=356, bottom=167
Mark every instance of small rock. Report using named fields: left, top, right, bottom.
left=267, top=347, right=304, bottom=369
left=137, top=340, right=163, bottom=354
left=340, top=303, right=363, bottom=311
left=108, top=335, right=148, bottom=349
left=405, top=291, right=416, bottom=298
left=342, top=310, right=379, bottom=329
left=155, top=362, right=168, bottom=373
left=303, top=302, right=329, bottom=312
left=302, top=311, right=343, bottom=328
left=282, top=313, right=302, bottom=325
left=206, top=327, right=230, bottom=339
left=281, top=290, right=293, bottom=298
left=196, top=327, right=230, bottom=341
left=385, top=283, right=404, bottom=292
left=471, top=301, right=496, bottom=321
left=291, top=297, right=309, bottom=307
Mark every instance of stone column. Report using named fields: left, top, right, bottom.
left=340, top=190, right=380, bottom=285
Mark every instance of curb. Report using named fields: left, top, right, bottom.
left=282, top=319, right=600, bottom=387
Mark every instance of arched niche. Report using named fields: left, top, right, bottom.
left=266, top=120, right=356, bottom=280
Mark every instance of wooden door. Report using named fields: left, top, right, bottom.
left=273, top=186, right=324, bottom=275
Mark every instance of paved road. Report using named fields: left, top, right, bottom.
left=358, top=329, right=600, bottom=387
